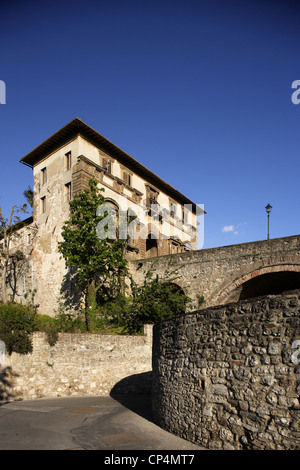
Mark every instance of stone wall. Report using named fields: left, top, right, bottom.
left=0, top=325, right=153, bottom=401
left=152, top=291, right=300, bottom=450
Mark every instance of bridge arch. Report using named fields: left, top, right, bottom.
left=162, top=281, right=187, bottom=297
left=213, top=264, right=300, bottom=305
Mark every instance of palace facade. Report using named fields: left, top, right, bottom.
left=1, top=118, right=202, bottom=314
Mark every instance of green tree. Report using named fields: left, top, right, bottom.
left=23, top=186, right=34, bottom=209
left=58, top=179, right=128, bottom=331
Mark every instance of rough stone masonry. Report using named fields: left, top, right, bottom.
left=0, top=325, right=153, bottom=401
left=152, top=290, right=300, bottom=450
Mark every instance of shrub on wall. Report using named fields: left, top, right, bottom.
left=33, top=314, right=59, bottom=346
left=122, top=274, right=191, bottom=333
left=0, top=303, right=35, bottom=354
left=0, top=304, right=62, bottom=352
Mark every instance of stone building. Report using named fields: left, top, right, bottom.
left=1, top=118, right=201, bottom=315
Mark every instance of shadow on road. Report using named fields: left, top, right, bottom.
left=110, top=371, right=153, bottom=422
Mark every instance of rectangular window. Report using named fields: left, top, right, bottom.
left=65, top=151, right=72, bottom=171
left=102, top=158, right=112, bottom=174
left=123, top=172, right=131, bottom=186
left=182, top=206, right=187, bottom=225
left=65, top=182, right=72, bottom=202
left=41, top=196, right=46, bottom=213
left=146, top=186, right=159, bottom=209
left=123, top=171, right=131, bottom=186
left=170, top=203, right=176, bottom=218
left=41, top=167, right=47, bottom=185
left=149, top=189, right=157, bottom=203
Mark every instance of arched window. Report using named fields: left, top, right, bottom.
left=96, top=200, right=119, bottom=240
left=105, top=199, right=119, bottom=213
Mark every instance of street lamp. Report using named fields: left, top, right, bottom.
left=265, top=203, right=272, bottom=240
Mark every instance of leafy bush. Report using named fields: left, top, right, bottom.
left=0, top=303, right=35, bottom=354
left=33, top=314, right=59, bottom=346
left=97, top=295, right=129, bottom=326
left=89, top=273, right=192, bottom=334
left=54, top=311, right=86, bottom=333
left=0, top=304, right=82, bottom=352
left=122, top=274, right=191, bottom=334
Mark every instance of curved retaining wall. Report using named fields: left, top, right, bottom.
left=152, top=291, right=300, bottom=450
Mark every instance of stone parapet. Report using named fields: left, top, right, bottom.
left=0, top=325, right=153, bottom=401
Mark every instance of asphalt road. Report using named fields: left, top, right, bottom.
left=0, top=394, right=204, bottom=451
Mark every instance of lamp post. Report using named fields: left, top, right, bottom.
left=265, top=203, right=272, bottom=240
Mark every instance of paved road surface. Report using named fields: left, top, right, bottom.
left=0, top=395, right=204, bottom=451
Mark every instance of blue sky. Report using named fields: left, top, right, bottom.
left=0, top=0, right=299, bottom=249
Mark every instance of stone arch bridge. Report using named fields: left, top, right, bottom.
left=129, top=235, right=300, bottom=310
